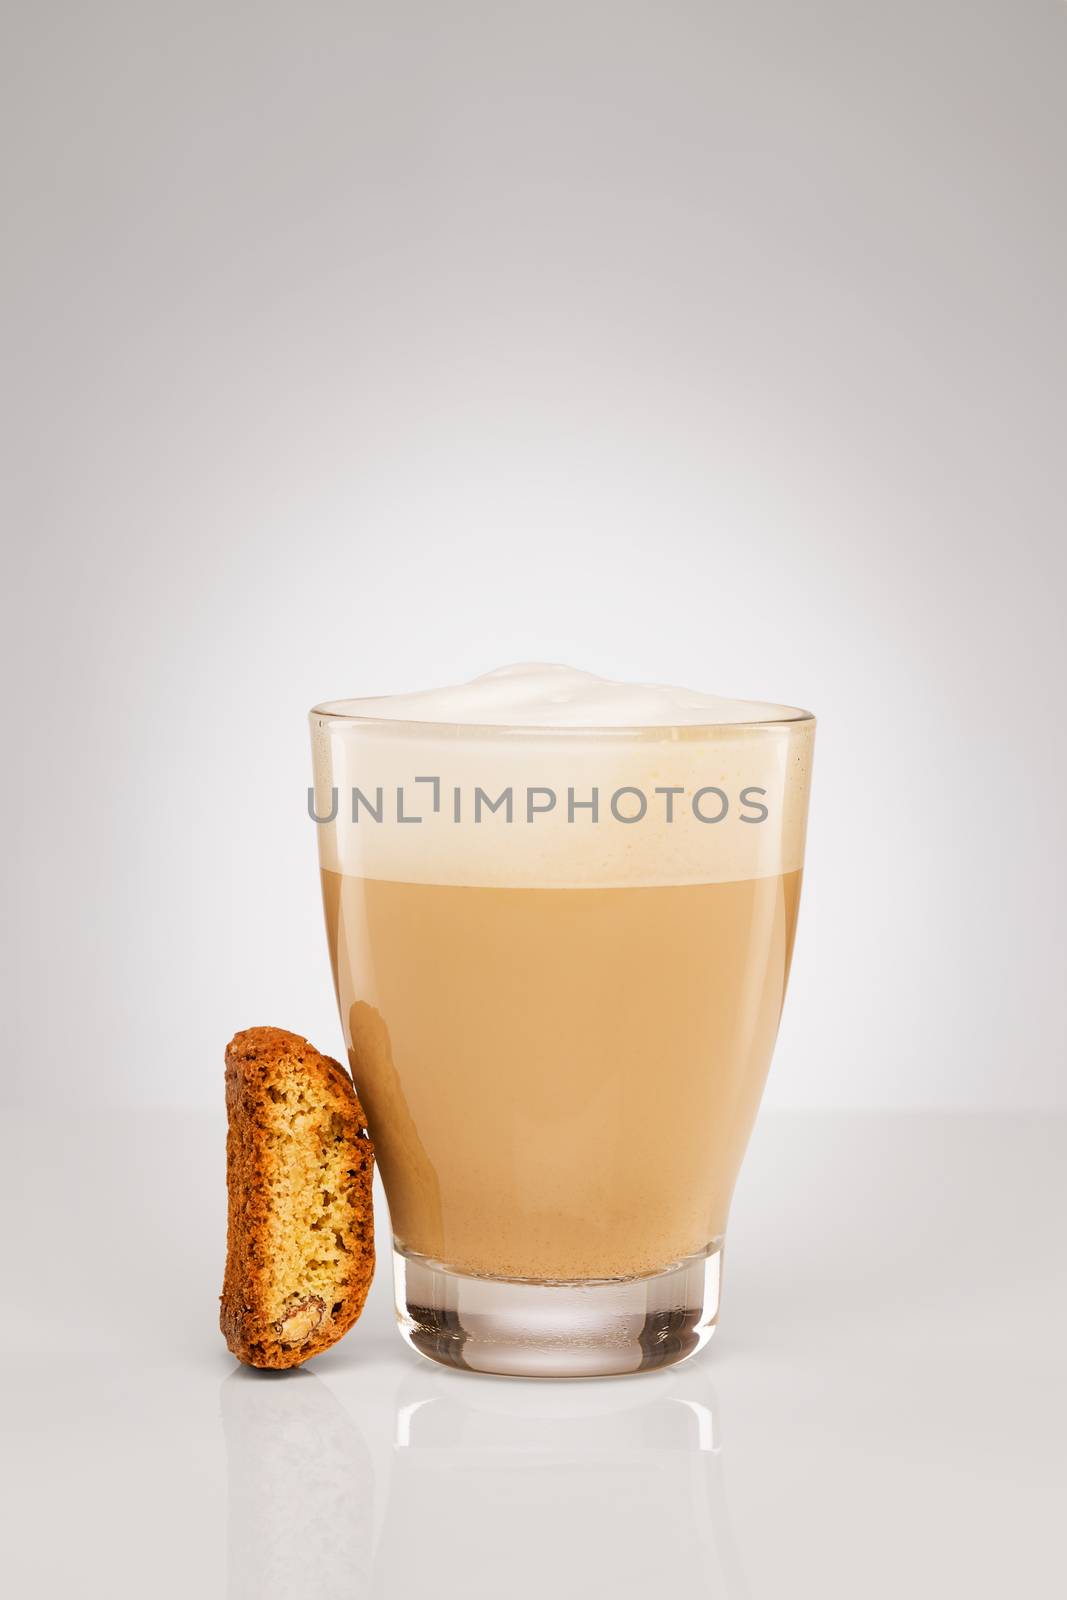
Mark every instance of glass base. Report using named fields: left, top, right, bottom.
left=393, top=1244, right=722, bottom=1378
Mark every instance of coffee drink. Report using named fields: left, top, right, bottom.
left=311, top=665, right=814, bottom=1374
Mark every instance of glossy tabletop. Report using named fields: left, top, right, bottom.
left=2, top=1110, right=1063, bottom=1598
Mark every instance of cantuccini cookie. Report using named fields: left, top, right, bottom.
left=221, top=1027, right=374, bottom=1368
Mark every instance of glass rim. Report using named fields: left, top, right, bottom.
left=309, top=699, right=815, bottom=738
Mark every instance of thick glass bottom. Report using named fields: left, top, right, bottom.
left=393, top=1243, right=722, bottom=1378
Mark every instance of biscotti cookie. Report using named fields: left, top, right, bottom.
left=221, top=1027, right=375, bottom=1368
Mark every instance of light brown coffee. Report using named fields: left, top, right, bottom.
left=323, top=867, right=801, bottom=1282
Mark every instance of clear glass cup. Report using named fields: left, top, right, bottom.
left=310, top=693, right=814, bottom=1376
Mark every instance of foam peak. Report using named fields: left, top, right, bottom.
left=319, top=664, right=805, bottom=729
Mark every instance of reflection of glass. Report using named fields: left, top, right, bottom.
left=312, top=687, right=814, bottom=1375
left=221, top=1369, right=372, bottom=1600
left=374, top=1370, right=750, bottom=1599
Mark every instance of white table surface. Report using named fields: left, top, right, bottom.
left=2, top=1109, right=1063, bottom=1599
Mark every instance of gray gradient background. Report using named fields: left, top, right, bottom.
left=2, top=1, right=1064, bottom=1112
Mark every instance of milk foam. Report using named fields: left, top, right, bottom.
left=310, top=667, right=814, bottom=888
left=316, top=664, right=808, bottom=729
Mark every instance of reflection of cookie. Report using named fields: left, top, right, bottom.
left=222, top=1369, right=373, bottom=1600
left=221, top=1027, right=374, bottom=1369
left=347, top=1000, right=443, bottom=1257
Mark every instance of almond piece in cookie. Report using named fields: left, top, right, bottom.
left=221, top=1027, right=375, bottom=1369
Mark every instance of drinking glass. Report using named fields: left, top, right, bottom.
left=310, top=695, right=814, bottom=1376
